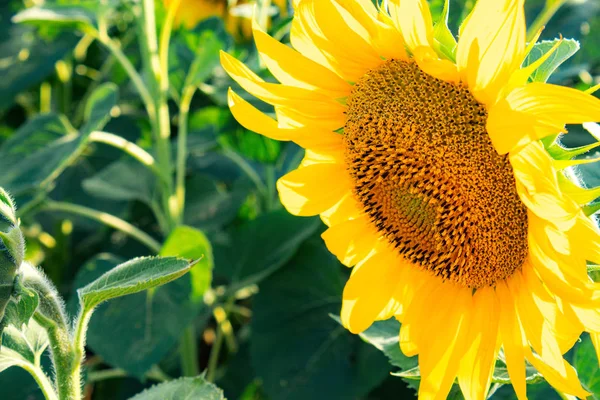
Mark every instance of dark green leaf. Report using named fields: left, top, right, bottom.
left=523, top=39, right=580, bottom=83
left=0, top=113, right=87, bottom=195
left=213, top=210, right=320, bottom=290
left=251, top=242, right=389, bottom=400
left=81, top=82, right=119, bottom=135
left=82, top=160, right=157, bottom=205
left=72, top=255, right=209, bottom=378
left=78, top=256, right=193, bottom=312
left=128, top=376, right=224, bottom=400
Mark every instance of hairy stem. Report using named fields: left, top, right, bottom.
left=174, top=86, right=196, bottom=224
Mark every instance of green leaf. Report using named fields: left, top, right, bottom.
left=2, top=278, right=39, bottom=330
left=573, top=334, right=600, bottom=397
left=77, top=256, right=193, bottom=312
left=12, top=3, right=97, bottom=29
left=71, top=255, right=209, bottom=378
left=170, top=17, right=232, bottom=94
left=213, top=210, right=320, bottom=291
left=251, top=242, right=390, bottom=400
left=183, top=175, right=251, bottom=231
left=0, top=319, right=48, bottom=371
left=432, top=0, right=457, bottom=61
left=82, top=160, right=157, bottom=206
left=160, top=226, right=213, bottom=302
left=128, top=376, right=224, bottom=400
left=523, top=38, right=580, bottom=83
left=81, top=82, right=119, bottom=135
left=0, top=114, right=87, bottom=195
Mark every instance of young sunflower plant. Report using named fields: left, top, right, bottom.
left=222, top=0, right=600, bottom=399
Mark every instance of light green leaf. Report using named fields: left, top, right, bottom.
left=160, top=226, right=213, bottom=302
left=1, top=319, right=48, bottom=370
left=523, top=38, right=580, bottom=83
left=81, top=82, right=119, bottom=135
left=432, top=0, right=457, bottom=61
left=573, top=334, right=600, bottom=397
left=2, top=279, right=39, bottom=330
left=128, top=376, right=224, bottom=400
left=71, top=255, right=209, bottom=378
left=12, top=3, right=97, bottom=29
left=77, top=256, right=193, bottom=312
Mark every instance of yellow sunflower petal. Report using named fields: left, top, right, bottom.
left=497, top=281, right=527, bottom=400
left=525, top=349, right=589, bottom=398
left=251, top=20, right=350, bottom=96
left=417, top=285, right=472, bottom=400
left=456, top=0, right=525, bottom=105
left=321, top=214, right=380, bottom=266
left=387, top=0, right=434, bottom=54
left=488, top=84, right=600, bottom=154
left=227, top=88, right=292, bottom=141
left=277, top=162, right=351, bottom=216
left=341, top=249, right=402, bottom=333
left=458, top=287, right=499, bottom=400
left=320, top=194, right=362, bottom=227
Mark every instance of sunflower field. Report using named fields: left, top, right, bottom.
left=2, top=0, right=600, bottom=399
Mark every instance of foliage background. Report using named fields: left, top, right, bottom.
left=0, top=0, right=599, bottom=399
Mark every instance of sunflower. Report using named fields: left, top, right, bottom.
left=221, top=0, right=600, bottom=398
left=164, top=0, right=288, bottom=40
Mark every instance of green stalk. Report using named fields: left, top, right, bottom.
left=139, top=0, right=175, bottom=230
left=43, top=201, right=162, bottom=253
left=526, top=0, right=568, bottom=42
left=174, top=86, right=196, bottom=224
left=179, top=326, right=200, bottom=376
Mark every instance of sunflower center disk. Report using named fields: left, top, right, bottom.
left=344, top=59, right=528, bottom=289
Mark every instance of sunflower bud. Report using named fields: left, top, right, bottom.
left=0, top=188, right=25, bottom=326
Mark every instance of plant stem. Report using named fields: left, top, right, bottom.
left=21, top=363, right=59, bottom=400
left=43, top=201, right=162, bottom=253
left=526, top=0, right=568, bottom=42
left=174, top=86, right=196, bottom=224
left=179, top=325, right=200, bottom=376
left=88, top=131, right=168, bottom=183
left=206, top=323, right=224, bottom=382
left=140, top=0, right=175, bottom=230
left=91, top=29, right=156, bottom=119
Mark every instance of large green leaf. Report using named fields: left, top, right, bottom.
left=72, top=254, right=210, bottom=378
left=77, top=255, right=193, bottom=312
left=0, top=113, right=86, bottom=195
left=213, top=210, right=320, bottom=291
left=82, top=160, right=157, bottom=206
left=128, top=377, right=224, bottom=400
left=573, top=334, right=600, bottom=398
left=523, top=38, right=580, bottom=83
left=251, top=242, right=389, bottom=400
